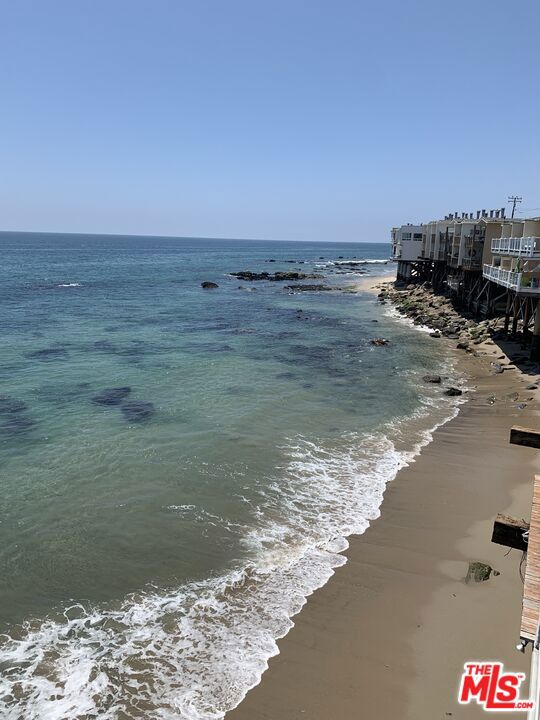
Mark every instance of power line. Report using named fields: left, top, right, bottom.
left=508, top=195, right=523, bottom=218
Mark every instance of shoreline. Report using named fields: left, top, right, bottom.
left=227, top=280, right=540, bottom=719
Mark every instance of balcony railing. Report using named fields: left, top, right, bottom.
left=483, top=264, right=540, bottom=292
left=483, top=264, right=521, bottom=289
left=491, top=237, right=540, bottom=257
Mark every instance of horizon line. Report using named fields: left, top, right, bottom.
left=0, top=229, right=389, bottom=244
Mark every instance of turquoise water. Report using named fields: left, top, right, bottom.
left=0, top=233, right=463, bottom=719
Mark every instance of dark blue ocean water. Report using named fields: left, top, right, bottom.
left=0, top=233, right=463, bottom=719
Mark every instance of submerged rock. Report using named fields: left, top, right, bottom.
left=120, top=400, right=155, bottom=422
left=0, top=396, right=28, bottom=414
left=0, top=414, right=34, bottom=436
left=423, top=375, right=441, bottom=384
left=444, top=387, right=463, bottom=396
left=92, top=387, right=132, bottom=406
left=26, top=347, right=68, bottom=361
left=201, top=281, right=219, bottom=289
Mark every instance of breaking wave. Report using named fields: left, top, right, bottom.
left=0, top=382, right=465, bottom=720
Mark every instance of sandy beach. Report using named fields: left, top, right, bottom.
left=227, top=281, right=540, bottom=719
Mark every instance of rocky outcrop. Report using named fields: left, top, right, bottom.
left=376, top=283, right=505, bottom=348
left=231, top=271, right=322, bottom=282
left=285, top=284, right=334, bottom=292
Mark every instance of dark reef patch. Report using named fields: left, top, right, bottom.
left=26, top=347, right=69, bottom=361
left=91, top=387, right=132, bottom=406
left=0, top=414, right=35, bottom=436
left=120, top=400, right=155, bottom=422
left=0, top=397, right=28, bottom=414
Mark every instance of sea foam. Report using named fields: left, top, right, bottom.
left=0, top=387, right=464, bottom=720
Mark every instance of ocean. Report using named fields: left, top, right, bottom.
left=0, top=233, right=464, bottom=719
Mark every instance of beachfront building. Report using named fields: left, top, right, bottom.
left=391, top=224, right=428, bottom=283
left=481, top=217, right=540, bottom=358
left=483, top=218, right=540, bottom=294
left=390, top=210, right=540, bottom=358
left=391, top=224, right=424, bottom=261
left=401, top=209, right=506, bottom=303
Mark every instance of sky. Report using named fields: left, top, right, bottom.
left=0, top=0, right=539, bottom=242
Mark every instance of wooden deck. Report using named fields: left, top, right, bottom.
left=522, top=474, right=540, bottom=641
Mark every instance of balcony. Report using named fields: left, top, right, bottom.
left=483, top=264, right=540, bottom=293
left=491, top=237, right=540, bottom=257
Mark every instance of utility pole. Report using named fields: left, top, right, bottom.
left=508, top=195, right=522, bottom=218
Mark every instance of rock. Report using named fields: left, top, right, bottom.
left=285, top=284, right=334, bottom=292
left=466, top=561, right=496, bottom=583
left=456, top=342, right=469, bottom=350
left=231, top=271, right=322, bottom=282
left=423, top=375, right=441, bottom=384
left=444, top=387, right=463, bottom=396
left=491, top=363, right=504, bottom=374
left=517, top=403, right=527, bottom=410
left=120, top=400, right=155, bottom=422
left=92, top=387, right=132, bottom=406
left=370, top=338, right=390, bottom=346
left=201, top=281, right=219, bottom=289
left=526, top=384, right=538, bottom=390
left=429, top=332, right=441, bottom=338
left=0, top=396, right=27, bottom=414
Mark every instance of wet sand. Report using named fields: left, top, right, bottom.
left=227, top=292, right=540, bottom=719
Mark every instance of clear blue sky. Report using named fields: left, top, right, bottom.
left=1, top=1, right=538, bottom=242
